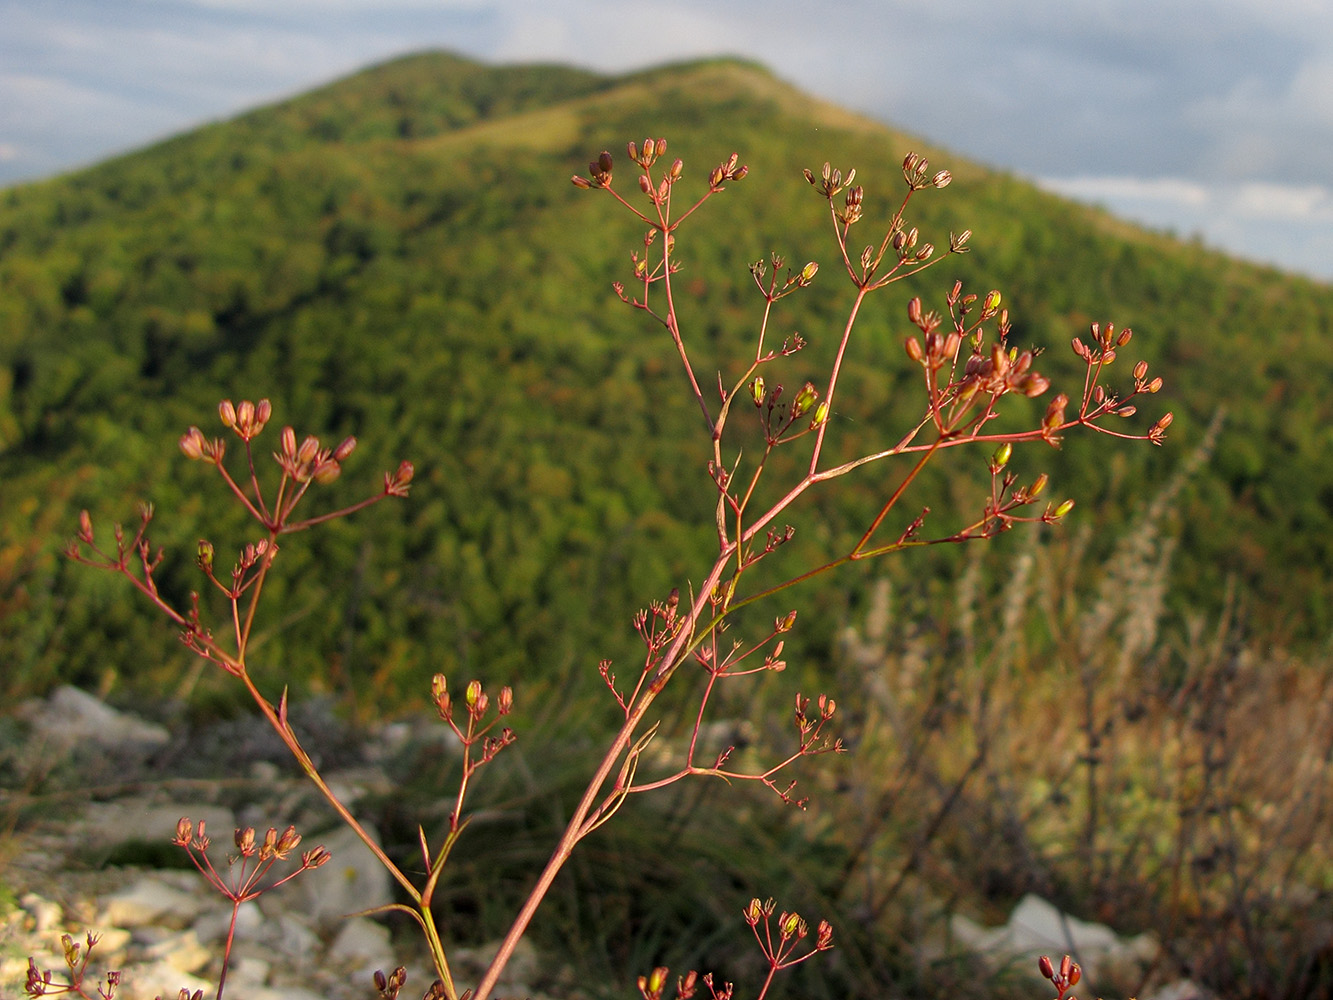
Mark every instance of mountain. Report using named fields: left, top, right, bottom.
left=2, top=50, right=1331, bottom=703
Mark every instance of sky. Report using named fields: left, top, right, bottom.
left=3, top=0, right=1331, bottom=282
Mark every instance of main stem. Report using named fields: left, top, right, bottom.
left=472, top=555, right=732, bottom=1000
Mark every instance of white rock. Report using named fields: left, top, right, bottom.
left=20, top=892, right=63, bottom=934
left=241, top=986, right=328, bottom=1000
left=25, top=686, right=170, bottom=749
left=453, top=936, right=540, bottom=994
left=950, top=893, right=1158, bottom=995
left=224, top=954, right=272, bottom=989
left=90, top=926, right=134, bottom=961
left=77, top=796, right=236, bottom=852
left=291, top=822, right=393, bottom=927
left=193, top=899, right=265, bottom=945
left=142, top=928, right=213, bottom=975
left=329, top=915, right=396, bottom=976
left=1146, top=978, right=1215, bottom=1000
left=116, top=958, right=213, bottom=1000
left=97, top=876, right=206, bottom=928
left=273, top=911, right=322, bottom=963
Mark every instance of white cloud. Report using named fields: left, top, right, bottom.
left=1038, top=174, right=1333, bottom=279
left=0, top=0, right=1330, bottom=279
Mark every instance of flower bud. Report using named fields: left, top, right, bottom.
left=1021, top=373, right=1051, bottom=397
left=235, top=826, right=256, bottom=854
left=180, top=426, right=208, bottom=461
left=276, top=825, right=301, bottom=855
left=811, top=401, right=829, bottom=427
left=1134, top=360, right=1149, bottom=380
left=932, top=170, right=952, bottom=188
left=333, top=436, right=357, bottom=462
left=297, top=435, right=320, bottom=465
left=983, top=289, right=1002, bottom=315
left=992, top=442, right=1012, bottom=469
left=792, top=381, right=819, bottom=418
left=743, top=898, right=764, bottom=925
left=219, top=400, right=237, bottom=428
left=905, top=336, right=923, bottom=362
left=749, top=377, right=765, bottom=406
left=196, top=539, right=214, bottom=573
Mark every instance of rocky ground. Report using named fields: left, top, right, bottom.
left=1, top=686, right=1208, bottom=1000
left=1, top=686, right=556, bottom=1000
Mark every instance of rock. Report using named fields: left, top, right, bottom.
left=97, top=876, right=206, bottom=928
left=328, top=915, right=397, bottom=977
left=1145, top=978, right=1216, bottom=1000
left=272, top=911, right=322, bottom=964
left=20, top=892, right=64, bottom=934
left=192, top=899, right=265, bottom=945
left=141, top=928, right=212, bottom=975
left=291, top=821, right=393, bottom=928
left=223, top=953, right=272, bottom=990
left=950, top=893, right=1158, bottom=996
left=77, top=796, right=236, bottom=851
left=452, top=936, right=541, bottom=996
left=116, top=958, right=213, bottom=1000
left=23, top=685, right=171, bottom=750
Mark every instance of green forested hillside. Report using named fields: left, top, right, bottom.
left=2, top=51, right=1331, bottom=704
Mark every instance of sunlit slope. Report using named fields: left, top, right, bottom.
left=1, top=50, right=1330, bottom=701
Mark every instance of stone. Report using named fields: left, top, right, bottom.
left=97, top=876, right=206, bottom=928
left=291, top=821, right=393, bottom=928
left=22, top=685, right=170, bottom=750
left=328, top=915, right=397, bottom=978
left=950, top=893, right=1158, bottom=997
left=141, top=927, right=212, bottom=975
left=20, top=892, right=63, bottom=934
left=116, top=959, right=213, bottom=1000
left=192, top=899, right=265, bottom=945
left=77, top=796, right=236, bottom=851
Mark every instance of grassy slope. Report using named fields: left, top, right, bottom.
left=1, top=50, right=1331, bottom=705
